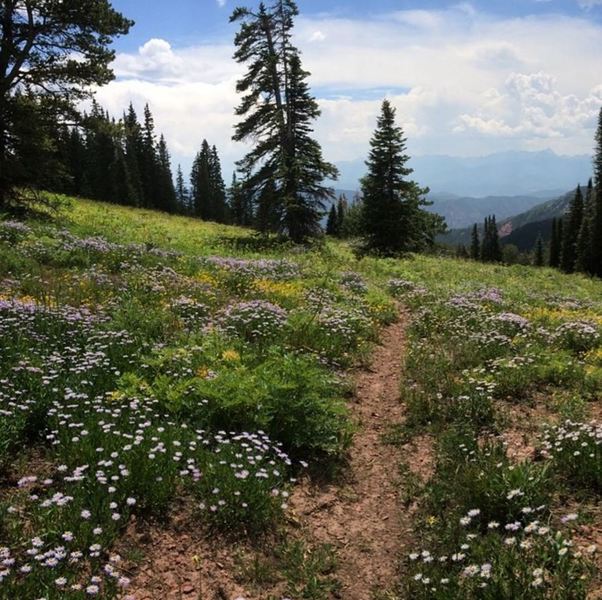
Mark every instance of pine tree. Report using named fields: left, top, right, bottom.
left=456, top=245, right=469, bottom=259
left=175, top=165, right=189, bottom=213
left=549, top=218, right=561, bottom=268
left=575, top=179, right=594, bottom=273
left=190, top=140, right=211, bottom=219
left=123, top=103, right=144, bottom=207
left=480, top=216, right=501, bottom=262
left=336, top=195, right=348, bottom=234
left=360, top=100, right=443, bottom=255
left=326, top=204, right=339, bottom=236
left=560, top=185, right=584, bottom=273
left=470, top=223, right=480, bottom=260
left=534, top=234, right=544, bottom=267
left=0, top=1, right=132, bottom=207
left=140, top=104, right=159, bottom=209
left=591, top=107, right=602, bottom=277
left=209, top=146, right=228, bottom=223
left=156, top=135, right=177, bottom=213
left=255, top=178, right=281, bottom=233
left=231, top=1, right=338, bottom=242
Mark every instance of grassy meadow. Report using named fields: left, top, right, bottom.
left=0, top=196, right=601, bottom=599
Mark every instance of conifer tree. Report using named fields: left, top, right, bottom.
left=534, top=234, right=544, bottom=267
left=326, top=204, right=339, bottom=236
left=480, top=216, right=502, bottom=263
left=336, top=195, right=348, bottom=234
left=560, top=185, right=584, bottom=273
left=575, top=179, right=594, bottom=273
left=549, top=218, right=561, bottom=268
left=470, top=224, right=480, bottom=260
left=360, top=100, right=443, bottom=255
left=190, top=140, right=211, bottom=219
left=156, top=135, right=177, bottom=213
left=231, top=0, right=338, bottom=242
left=255, top=178, right=281, bottom=233
left=592, top=107, right=602, bottom=277
left=456, top=245, right=469, bottom=259
left=175, top=165, right=189, bottom=213
left=209, top=145, right=228, bottom=222
left=123, top=103, right=144, bottom=207
left=0, top=0, right=132, bottom=207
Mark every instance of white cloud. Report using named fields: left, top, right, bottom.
left=97, top=6, right=602, bottom=176
left=216, top=0, right=227, bottom=7
left=578, top=0, right=602, bottom=8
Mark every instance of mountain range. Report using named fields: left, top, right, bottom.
left=440, top=191, right=574, bottom=250
left=335, top=150, right=591, bottom=197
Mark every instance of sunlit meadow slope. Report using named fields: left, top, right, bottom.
left=0, top=195, right=601, bottom=599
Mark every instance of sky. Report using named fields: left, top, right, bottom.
left=96, top=0, right=602, bottom=184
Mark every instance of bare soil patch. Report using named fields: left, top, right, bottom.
left=124, top=315, right=416, bottom=599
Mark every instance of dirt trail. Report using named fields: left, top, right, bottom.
left=289, top=314, right=411, bottom=599
left=125, top=315, right=413, bottom=599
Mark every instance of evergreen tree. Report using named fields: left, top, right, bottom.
left=140, top=104, right=159, bottom=208
left=175, top=165, right=189, bottom=213
left=560, top=185, right=584, bottom=273
left=592, top=107, right=602, bottom=277
left=190, top=140, right=211, bottom=219
left=156, top=135, right=177, bottom=213
left=122, top=103, right=144, bottom=206
left=359, top=100, right=443, bottom=255
left=209, top=145, right=228, bottom=223
left=231, top=1, right=338, bottom=242
left=336, top=195, right=348, bottom=234
left=549, top=218, right=561, bottom=268
left=326, top=204, right=339, bottom=236
left=470, top=224, right=480, bottom=260
left=480, top=216, right=502, bottom=262
left=533, top=234, right=544, bottom=267
left=575, top=179, right=594, bottom=273
left=0, top=0, right=132, bottom=207
left=255, top=178, right=281, bottom=233
left=456, top=245, right=469, bottom=259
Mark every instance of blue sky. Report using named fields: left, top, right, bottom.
left=98, top=1, right=602, bottom=184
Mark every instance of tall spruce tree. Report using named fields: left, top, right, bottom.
left=560, top=185, right=584, bottom=273
left=480, top=216, right=502, bottom=262
left=326, top=204, right=339, bottom=236
left=0, top=0, right=132, bottom=207
left=231, top=0, right=338, bottom=242
left=534, top=234, right=544, bottom=267
left=123, top=103, right=144, bottom=207
left=470, top=224, right=480, bottom=260
left=175, top=165, right=189, bottom=213
left=190, top=140, right=211, bottom=219
left=336, top=195, right=348, bottom=234
left=140, top=104, right=159, bottom=209
left=156, top=134, right=177, bottom=213
left=359, top=100, right=443, bottom=255
left=592, top=107, right=602, bottom=277
left=549, top=218, right=561, bottom=268
left=209, top=145, right=228, bottom=222
left=575, top=179, right=594, bottom=273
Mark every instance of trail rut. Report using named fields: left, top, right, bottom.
left=290, top=314, right=411, bottom=598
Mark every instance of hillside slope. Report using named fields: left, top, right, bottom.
left=440, top=190, right=573, bottom=247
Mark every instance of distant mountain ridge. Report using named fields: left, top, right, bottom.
left=335, top=150, right=591, bottom=197
left=440, top=191, right=574, bottom=247
left=425, top=192, right=558, bottom=229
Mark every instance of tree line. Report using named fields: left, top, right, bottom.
left=1, top=0, right=443, bottom=254
left=457, top=108, right=602, bottom=276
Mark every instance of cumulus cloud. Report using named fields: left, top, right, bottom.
left=97, top=5, right=602, bottom=174
left=456, top=72, right=602, bottom=139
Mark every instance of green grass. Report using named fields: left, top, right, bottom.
left=1, top=195, right=601, bottom=599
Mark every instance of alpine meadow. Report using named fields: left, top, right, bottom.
left=2, top=1, right=602, bottom=599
